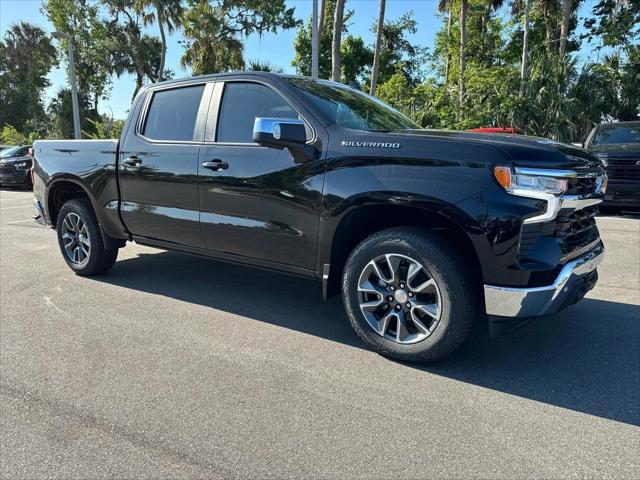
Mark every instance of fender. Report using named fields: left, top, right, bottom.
left=316, top=190, right=486, bottom=299
left=45, top=173, right=128, bottom=246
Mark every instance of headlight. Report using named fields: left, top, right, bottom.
left=13, top=161, right=30, bottom=169
left=494, top=166, right=568, bottom=195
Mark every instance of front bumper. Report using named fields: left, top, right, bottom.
left=484, top=243, right=604, bottom=319
left=0, top=168, right=30, bottom=185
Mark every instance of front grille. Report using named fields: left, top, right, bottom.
left=565, top=176, right=599, bottom=195
left=554, top=206, right=600, bottom=255
left=519, top=206, right=600, bottom=260
left=606, top=157, right=640, bottom=182
left=0, top=165, right=16, bottom=174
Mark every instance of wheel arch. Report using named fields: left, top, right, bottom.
left=46, top=176, right=123, bottom=250
left=322, top=201, right=482, bottom=300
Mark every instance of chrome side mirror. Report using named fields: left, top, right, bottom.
left=253, top=117, right=307, bottom=149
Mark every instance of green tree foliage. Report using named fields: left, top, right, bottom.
left=246, top=59, right=284, bottom=72
left=181, top=0, right=299, bottom=75
left=292, top=0, right=344, bottom=78
left=134, top=0, right=184, bottom=81
left=104, top=0, right=163, bottom=96
left=0, top=125, right=29, bottom=145
left=0, top=22, right=56, bottom=135
left=47, top=88, right=100, bottom=139
left=43, top=0, right=113, bottom=108
left=84, top=115, right=126, bottom=139
left=293, top=6, right=423, bottom=88
left=377, top=0, right=639, bottom=142
left=374, top=13, right=426, bottom=87
left=181, top=0, right=245, bottom=74
left=583, top=0, right=639, bottom=47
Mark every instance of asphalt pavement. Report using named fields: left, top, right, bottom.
left=1, top=187, right=639, bottom=479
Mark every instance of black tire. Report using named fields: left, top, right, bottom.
left=56, top=198, right=119, bottom=275
left=342, top=226, right=478, bottom=363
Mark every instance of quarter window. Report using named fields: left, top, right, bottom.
left=216, top=82, right=299, bottom=143
left=143, top=85, right=204, bottom=141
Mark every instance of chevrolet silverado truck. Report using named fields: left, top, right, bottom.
left=584, top=121, right=640, bottom=208
left=32, top=73, right=607, bottom=362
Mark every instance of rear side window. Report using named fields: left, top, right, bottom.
left=143, top=85, right=204, bottom=141
left=216, top=82, right=298, bottom=143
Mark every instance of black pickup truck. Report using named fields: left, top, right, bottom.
left=32, top=73, right=607, bottom=362
left=584, top=121, right=640, bottom=208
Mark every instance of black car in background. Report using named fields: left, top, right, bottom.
left=0, top=145, right=33, bottom=188
left=585, top=121, right=640, bottom=208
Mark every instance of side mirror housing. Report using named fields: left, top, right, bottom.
left=253, top=117, right=307, bottom=149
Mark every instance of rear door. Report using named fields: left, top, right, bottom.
left=198, top=79, right=324, bottom=270
left=119, top=82, right=210, bottom=247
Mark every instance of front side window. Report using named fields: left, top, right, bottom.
left=287, top=78, right=420, bottom=131
left=216, top=82, right=299, bottom=143
left=143, top=85, right=204, bottom=141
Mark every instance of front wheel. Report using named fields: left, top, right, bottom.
left=342, top=227, right=478, bottom=363
left=56, top=198, right=118, bottom=275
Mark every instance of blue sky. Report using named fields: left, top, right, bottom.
left=1, top=0, right=602, bottom=118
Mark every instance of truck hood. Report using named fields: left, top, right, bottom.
left=589, top=143, right=640, bottom=158
left=385, top=129, right=603, bottom=170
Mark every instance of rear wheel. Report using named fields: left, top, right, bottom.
left=56, top=198, right=118, bottom=275
left=342, top=227, right=478, bottom=363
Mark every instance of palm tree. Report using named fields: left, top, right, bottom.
left=513, top=0, right=531, bottom=86
left=246, top=59, right=283, bottom=73
left=369, top=0, right=386, bottom=95
left=318, top=0, right=327, bottom=37
left=459, top=0, right=468, bottom=107
left=1, top=22, right=56, bottom=129
left=437, top=0, right=453, bottom=83
left=559, top=0, right=571, bottom=55
left=136, top=0, right=183, bottom=82
left=331, top=0, right=346, bottom=81
left=481, top=0, right=504, bottom=57
left=180, top=0, right=244, bottom=75
left=540, top=0, right=554, bottom=51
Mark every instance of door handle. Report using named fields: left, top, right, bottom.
left=123, top=156, right=142, bottom=167
left=202, top=159, right=229, bottom=171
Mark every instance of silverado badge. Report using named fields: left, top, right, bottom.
left=342, top=141, right=401, bottom=149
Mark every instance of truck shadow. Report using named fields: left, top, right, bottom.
left=96, top=250, right=639, bottom=427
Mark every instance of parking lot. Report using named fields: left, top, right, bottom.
left=0, top=187, right=638, bottom=478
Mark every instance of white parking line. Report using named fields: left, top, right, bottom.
left=4, top=219, right=35, bottom=225
left=0, top=205, right=32, bottom=210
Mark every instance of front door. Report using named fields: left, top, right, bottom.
left=119, top=83, right=207, bottom=248
left=198, top=80, right=324, bottom=270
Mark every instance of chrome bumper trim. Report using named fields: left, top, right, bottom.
left=519, top=191, right=604, bottom=224
left=511, top=167, right=606, bottom=224
left=484, top=243, right=604, bottom=318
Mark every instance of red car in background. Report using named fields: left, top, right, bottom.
left=467, top=127, right=522, bottom=134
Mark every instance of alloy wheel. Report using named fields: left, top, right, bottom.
left=61, top=212, right=91, bottom=265
left=357, top=253, right=442, bottom=344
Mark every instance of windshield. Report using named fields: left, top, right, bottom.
left=287, top=78, right=420, bottom=131
left=0, top=146, right=25, bottom=158
left=593, top=123, right=640, bottom=145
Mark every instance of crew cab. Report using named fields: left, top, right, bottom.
left=32, top=73, right=607, bottom=362
left=584, top=121, right=640, bottom=208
